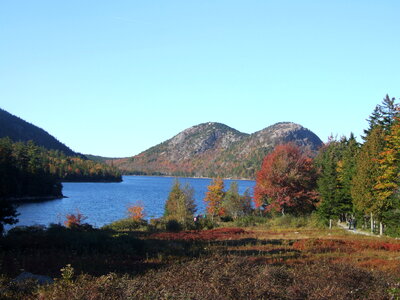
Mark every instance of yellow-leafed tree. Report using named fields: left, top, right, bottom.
left=204, top=178, right=225, bottom=220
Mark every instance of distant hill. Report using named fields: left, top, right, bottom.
left=111, top=122, right=323, bottom=179
left=85, top=154, right=120, bottom=163
left=0, top=108, right=78, bottom=156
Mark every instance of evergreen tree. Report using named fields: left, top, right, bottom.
left=374, top=117, right=400, bottom=219
left=363, top=94, right=398, bottom=139
left=336, top=134, right=360, bottom=218
left=0, top=199, right=19, bottom=234
left=379, top=94, right=398, bottom=130
left=223, top=182, right=242, bottom=219
left=164, top=179, right=196, bottom=223
left=182, top=183, right=197, bottom=218
left=316, top=134, right=359, bottom=221
left=351, top=127, right=386, bottom=217
left=315, top=139, right=343, bottom=220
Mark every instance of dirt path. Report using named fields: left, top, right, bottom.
left=337, top=222, right=377, bottom=237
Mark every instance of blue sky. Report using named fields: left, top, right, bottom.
left=1, top=1, right=399, bottom=157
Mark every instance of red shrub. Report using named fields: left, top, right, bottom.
left=64, top=211, right=87, bottom=228
left=128, top=204, right=145, bottom=221
left=151, top=227, right=249, bottom=241
left=293, top=239, right=355, bottom=253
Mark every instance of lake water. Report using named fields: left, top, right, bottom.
left=10, top=176, right=255, bottom=229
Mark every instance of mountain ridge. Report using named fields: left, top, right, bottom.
left=111, top=121, right=323, bottom=179
left=0, top=108, right=78, bottom=157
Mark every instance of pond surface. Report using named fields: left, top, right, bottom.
left=11, top=176, right=255, bottom=228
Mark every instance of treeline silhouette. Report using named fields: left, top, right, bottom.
left=0, top=108, right=77, bottom=157
left=0, top=137, right=121, bottom=200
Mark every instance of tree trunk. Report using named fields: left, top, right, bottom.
left=329, top=219, right=332, bottom=229
left=370, top=212, right=374, bottom=234
left=379, top=222, right=383, bottom=236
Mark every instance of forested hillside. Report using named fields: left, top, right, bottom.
left=0, top=138, right=63, bottom=200
left=0, top=138, right=122, bottom=200
left=0, top=108, right=78, bottom=157
left=111, top=122, right=323, bottom=178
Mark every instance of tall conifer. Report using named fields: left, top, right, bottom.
left=374, top=117, right=400, bottom=218
left=351, top=127, right=385, bottom=216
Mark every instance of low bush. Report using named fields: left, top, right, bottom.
left=149, top=218, right=164, bottom=231
left=1, top=224, right=145, bottom=277
left=195, top=217, right=216, bottom=230
left=166, top=219, right=182, bottom=232
left=36, top=256, right=394, bottom=299
left=267, top=213, right=324, bottom=229
left=233, top=215, right=269, bottom=227
left=103, top=218, right=148, bottom=232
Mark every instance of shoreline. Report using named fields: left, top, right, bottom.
left=122, top=174, right=255, bottom=182
left=5, top=195, right=66, bottom=203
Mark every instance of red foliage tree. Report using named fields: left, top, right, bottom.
left=64, top=210, right=87, bottom=228
left=254, top=143, right=318, bottom=215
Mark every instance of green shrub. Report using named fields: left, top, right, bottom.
left=166, top=219, right=182, bottom=232
left=103, top=218, right=148, bottom=232
left=267, top=213, right=324, bottom=229
left=382, top=209, right=400, bottom=237
left=220, top=216, right=233, bottom=222
left=195, top=217, right=216, bottom=230
left=149, top=218, right=165, bottom=231
left=7, top=224, right=46, bottom=235
left=149, top=218, right=198, bottom=231
left=233, top=215, right=269, bottom=227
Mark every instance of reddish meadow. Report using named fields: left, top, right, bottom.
left=1, top=225, right=400, bottom=299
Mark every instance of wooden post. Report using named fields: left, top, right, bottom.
left=379, top=222, right=383, bottom=236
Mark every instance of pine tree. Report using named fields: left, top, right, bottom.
left=374, top=117, right=400, bottom=218
left=315, top=139, right=343, bottom=220
left=379, top=94, right=398, bottom=130
left=351, top=127, right=385, bottom=216
left=336, top=134, right=359, bottom=218
left=363, top=94, right=398, bottom=139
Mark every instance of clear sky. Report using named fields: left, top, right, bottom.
left=1, top=1, right=399, bottom=157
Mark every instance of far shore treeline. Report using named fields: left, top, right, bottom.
left=0, top=137, right=122, bottom=202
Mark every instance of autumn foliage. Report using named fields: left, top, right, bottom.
left=373, top=116, right=400, bottom=214
left=204, top=178, right=225, bottom=218
left=64, top=211, right=87, bottom=228
left=164, top=180, right=196, bottom=223
left=151, top=227, right=248, bottom=241
left=128, top=203, right=145, bottom=221
left=254, top=143, right=318, bottom=215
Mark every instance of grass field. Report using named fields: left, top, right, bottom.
left=1, top=219, right=400, bottom=299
